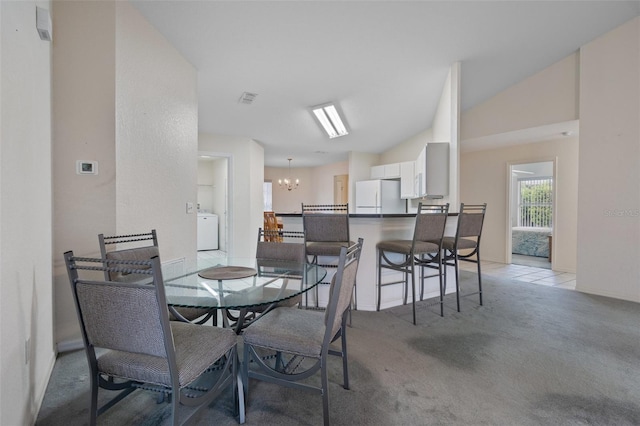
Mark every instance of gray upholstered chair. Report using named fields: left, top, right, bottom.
left=376, top=203, right=449, bottom=325
left=63, top=252, right=242, bottom=426
left=301, top=203, right=355, bottom=310
left=442, top=203, right=487, bottom=311
left=256, top=228, right=307, bottom=308
left=242, top=239, right=362, bottom=426
left=98, top=230, right=215, bottom=324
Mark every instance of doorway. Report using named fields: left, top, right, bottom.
left=197, top=154, right=231, bottom=254
left=508, top=161, right=555, bottom=269
left=334, top=174, right=348, bottom=205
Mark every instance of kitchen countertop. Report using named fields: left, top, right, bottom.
left=275, top=212, right=457, bottom=218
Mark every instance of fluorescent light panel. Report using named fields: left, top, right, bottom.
left=312, top=104, right=348, bottom=139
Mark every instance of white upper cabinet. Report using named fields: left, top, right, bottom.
left=370, top=165, right=385, bottom=179
left=370, top=162, right=401, bottom=179
left=400, top=161, right=416, bottom=199
left=415, top=143, right=449, bottom=197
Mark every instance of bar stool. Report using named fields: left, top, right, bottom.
left=301, top=203, right=354, bottom=309
left=376, top=203, right=449, bottom=325
left=442, top=203, right=487, bottom=312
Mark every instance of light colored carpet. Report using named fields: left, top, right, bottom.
left=36, top=271, right=640, bottom=425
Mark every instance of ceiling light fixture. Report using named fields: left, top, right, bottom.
left=278, top=158, right=299, bottom=191
left=311, top=103, right=348, bottom=139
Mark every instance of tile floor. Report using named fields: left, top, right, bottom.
left=199, top=250, right=577, bottom=291
left=459, top=259, right=576, bottom=290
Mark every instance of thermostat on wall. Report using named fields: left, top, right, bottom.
left=76, top=161, right=98, bottom=175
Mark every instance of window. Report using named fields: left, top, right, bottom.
left=263, top=181, right=273, bottom=211
left=517, top=177, right=552, bottom=228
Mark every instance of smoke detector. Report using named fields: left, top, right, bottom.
left=238, top=92, right=258, bottom=105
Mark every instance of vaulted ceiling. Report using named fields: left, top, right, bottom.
left=132, top=1, right=639, bottom=167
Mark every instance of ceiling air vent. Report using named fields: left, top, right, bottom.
left=238, top=92, right=258, bottom=105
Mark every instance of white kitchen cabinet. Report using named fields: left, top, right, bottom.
left=370, top=162, right=401, bottom=179
left=400, top=161, right=416, bottom=199
left=415, top=143, right=449, bottom=197
left=370, top=165, right=385, bottom=179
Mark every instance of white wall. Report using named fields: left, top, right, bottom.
left=577, top=17, right=640, bottom=302
left=462, top=52, right=580, bottom=140
left=52, top=1, right=199, bottom=347
left=458, top=46, right=583, bottom=275
left=199, top=133, right=264, bottom=258
left=266, top=161, right=349, bottom=213
left=115, top=1, right=198, bottom=266
left=460, top=138, right=578, bottom=273
left=265, top=166, right=313, bottom=213
left=0, top=2, right=54, bottom=424
left=377, top=63, right=461, bottom=211
left=432, top=62, right=461, bottom=209
left=52, top=0, right=117, bottom=346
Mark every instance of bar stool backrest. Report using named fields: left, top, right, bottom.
left=413, top=203, right=449, bottom=246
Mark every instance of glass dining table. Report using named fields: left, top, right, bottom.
left=162, top=257, right=327, bottom=333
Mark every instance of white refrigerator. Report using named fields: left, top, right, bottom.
left=355, top=180, right=405, bottom=214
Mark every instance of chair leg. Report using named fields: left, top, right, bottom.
left=236, top=374, right=246, bottom=424
left=321, top=357, right=330, bottom=426
left=171, top=385, right=179, bottom=426
left=476, top=251, right=483, bottom=306
left=410, top=261, right=416, bottom=326
left=419, top=255, right=425, bottom=301
left=438, top=252, right=444, bottom=317
left=402, top=260, right=408, bottom=306
left=234, top=350, right=246, bottom=424
left=242, top=343, right=250, bottom=405
left=376, top=249, right=382, bottom=311
left=341, top=317, right=349, bottom=390
left=89, top=373, right=98, bottom=426
left=454, top=254, right=461, bottom=312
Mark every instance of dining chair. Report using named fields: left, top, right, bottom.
left=242, top=239, right=362, bottom=426
left=442, top=203, right=487, bottom=311
left=263, top=211, right=282, bottom=242
left=63, top=252, right=243, bottom=426
left=219, top=228, right=309, bottom=331
left=256, top=228, right=307, bottom=307
left=301, top=203, right=355, bottom=310
left=98, top=230, right=216, bottom=324
left=376, top=203, right=449, bottom=325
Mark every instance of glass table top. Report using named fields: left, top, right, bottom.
left=162, top=257, right=327, bottom=310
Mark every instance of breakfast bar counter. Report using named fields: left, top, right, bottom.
left=277, top=213, right=458, bottom=312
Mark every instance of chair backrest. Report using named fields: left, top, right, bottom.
left=323, top=239, right=362, bottom=344
left=413, top=203, right=449, bottom=246
left=64, top=252, right=174, bottom=363
left=456, top=203, right=487, bottom=240
left=256, top=228, right=306, bottom=263
left=98, top=230, right=159, bottom=281
left=301, top=203, right=350, bottom=243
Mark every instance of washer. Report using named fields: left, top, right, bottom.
left=197, top=213, right=218, bottom=250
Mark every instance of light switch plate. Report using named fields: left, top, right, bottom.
left=186, top=202, right=194, bottom=214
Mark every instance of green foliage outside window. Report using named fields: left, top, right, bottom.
left=518, top=179, right=552, bottom=228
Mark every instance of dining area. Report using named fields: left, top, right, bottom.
left=37, top=201, right=640, bottom=425
left=61, top=226, right=362, bottom=426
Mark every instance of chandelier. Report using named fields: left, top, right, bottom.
left=278, top=158, right=299, bottom=191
